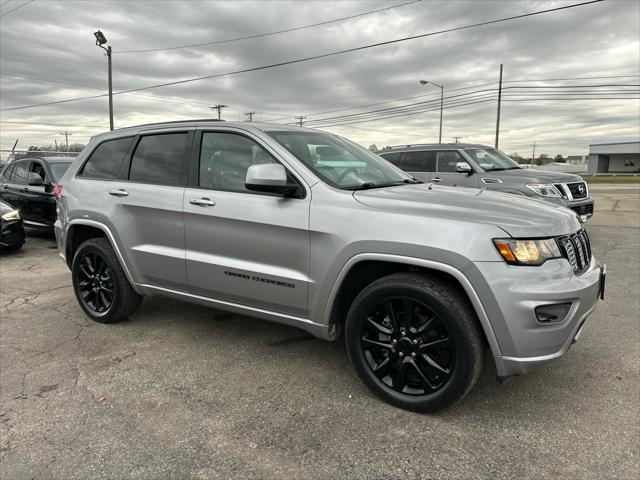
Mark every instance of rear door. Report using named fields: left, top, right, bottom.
left=403, top=150, right=435, bottom=182
left=76, top=131, right=192, bottom=290
left=0, top=163, right=20, bottom=208
left=183, top=129, right=310, bottom=316
left=0, top=160, right=30, bottom=219
left=431, top=151, right=479, bottom=188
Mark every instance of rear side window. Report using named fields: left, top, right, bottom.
left=13, top=161, right=28, bottom=184
left=129, top=133, right=189, bottom=186
left=404, top=151, right=436, bottom=172
left=2, top=163, right=17, bottom=181
left=81, top=137, right=133, bottom=179
left=380, top=152, right=402, bottom=166
left=436, top=151, right=464, bottom=172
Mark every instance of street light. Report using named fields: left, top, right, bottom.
left=419, top=80, right=443, bottom=144
left=94, top=30, right=113, bottom=131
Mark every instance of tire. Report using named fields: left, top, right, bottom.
left=344, top=272, right=485, bottom=413
left=2, top=242, right=23, bottom=251
left=71, top=237, right=142, bottom=324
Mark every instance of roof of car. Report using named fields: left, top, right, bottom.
left=381, top=143, right=492, bottom=152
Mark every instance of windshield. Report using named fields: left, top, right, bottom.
left=267, top=131, right=410, bottom=189
left=49, top=162, right=72, bottom=181
left=465, top=148, right=521, bottom=172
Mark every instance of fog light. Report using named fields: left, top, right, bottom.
left=535, top=303, right=572, bottom=323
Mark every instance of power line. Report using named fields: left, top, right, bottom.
left=0, top=1, right=13, bottom=7
left=0, top=0, right=605, bottom=112
left=116, top=0, right=424, bottom=53
left=0, top=0, right=33, bottom=17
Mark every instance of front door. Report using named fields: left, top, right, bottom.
left=431, top=151, right=479, bottom=188
left=24, top=160, right=56, bottom=226
left=184, top=130, right=310, bottom=317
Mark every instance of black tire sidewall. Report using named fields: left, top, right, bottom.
left=345, top=279, right=479, bottom=413
left=71, top=241, right=120, bottom=323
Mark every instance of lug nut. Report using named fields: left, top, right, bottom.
left=412, top=339, right=418, bottom=345
left=401, top=330, right=406, bottom=337
left=399, top=352, right=404, bottom=357
left=392, top=339, right=397, bottom=345
left=411, top=352, right=416, bottom=358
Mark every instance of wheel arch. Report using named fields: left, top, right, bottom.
left=323, top=254, right=502, bottom=358
left=65, top=219, right=139, bottom=292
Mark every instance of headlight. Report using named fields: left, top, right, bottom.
left=525, top=183, right=561, bottom=197
left=493, top=238, right=562, bottom=266
left=1, top=209, right=20, bottom=221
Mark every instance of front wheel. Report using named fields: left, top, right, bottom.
left=71, top=238, right=142, bottom=323
left=345, top=272, right=485, bottom=413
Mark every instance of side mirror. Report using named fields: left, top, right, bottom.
left=456, top=162, right=472, bottom=174
left=245, top=164, right=299, bottom=196
left=27, top=173, right=45, bottom=186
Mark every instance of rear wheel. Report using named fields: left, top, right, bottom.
left=345, top=272, right=485, bottom=412
left=71, top=238, right=141, bottom=323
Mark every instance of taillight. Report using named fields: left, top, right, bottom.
left=53, top=184, right=63, bottom=200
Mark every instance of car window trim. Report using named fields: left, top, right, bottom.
left=189, top=129, right=307, bottom=199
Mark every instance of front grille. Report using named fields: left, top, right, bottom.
left=570, top=203, right=594, bottom=216
left=567, top=182, right=588, bottom=199
left=557, top=229, right=591, bottom=273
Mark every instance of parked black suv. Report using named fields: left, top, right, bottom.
left=0, top=157, right=73, bottom=230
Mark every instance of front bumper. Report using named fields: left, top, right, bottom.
left=466, top=256, right=604, bottom=377
left=538, top=195, right=594, bottom=220
left=0, top=219, right=25, bottom=248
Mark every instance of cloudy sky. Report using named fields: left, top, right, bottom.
left=1, top=0, right=638, bottom=156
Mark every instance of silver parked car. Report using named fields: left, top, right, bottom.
left=54, top=121, right=605, bottom=412
left=379, top=144, right=594, bottom=221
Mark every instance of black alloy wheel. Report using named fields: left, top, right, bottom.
left=360, top=297, right=454, bottom=395
left=76, top=251, right=115, bottom=315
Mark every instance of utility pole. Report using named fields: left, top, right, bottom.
left=94, top=31, right=113, bottom=131
left=452, top=136, right=462, bottom=144
left=531, top=141, right=536, bottom=167
left=244, top=111, right=255, bottom=122
left=54, top=139, right=58, bottom=151
left=495, top=63, right=503, bottom=148
left=60, top=131, right=72, bottom=151
left=294, top=115, right=306, bottom=127
left=419, top=80, right=443, bottom=143
left=210, top=104, right=228, bottom=120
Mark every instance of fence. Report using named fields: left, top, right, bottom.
left=0, top=149, right=80, bottom=165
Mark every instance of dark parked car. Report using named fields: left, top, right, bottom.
left=0, top=198, right=25, bottom=250
left=0, top=157, right=73, bottom=230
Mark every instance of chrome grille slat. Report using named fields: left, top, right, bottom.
left=557, top=229, right=591, bottom=274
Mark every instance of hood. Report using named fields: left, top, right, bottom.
left=489, top=168, right=583, bottom=183
left=353, top=183, right=581, bottom=238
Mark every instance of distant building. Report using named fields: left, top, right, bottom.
left=565, top=155, right=587, bottom=165
left=587, top=142, right=640, bottom=174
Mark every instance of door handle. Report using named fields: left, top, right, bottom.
left=109, top=189, right=129, bottom=197
left=22, top=187, right=29, bottom=192
left=431, top=177, right=442, bottom=183
left=189, top=198, right=215, bottom=207
left=1, top=185, right=7, bottom=189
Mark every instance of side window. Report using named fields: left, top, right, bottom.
left=81, top=137, right=133, bottom=179
left=404, top=151, right=436, bottom=172
left=199, top=132, right=278, bottom=192
left=13, top=161, right=28, bottom=184
left=29, top=161, right=47, bottom=182
left=436, top=151, right=464, bottom=173
left=380, top=152, right=402, bottom=167
left=129, top=133, right=189, bottom=186
left=2, top=163, right=17, bottom=181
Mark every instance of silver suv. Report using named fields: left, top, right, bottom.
left=54, top=120, right=605, bottom=412
left=379, top=144, right=594, bottom=221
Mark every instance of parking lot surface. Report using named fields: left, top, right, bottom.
left=1, top=189, right=638, bottom=479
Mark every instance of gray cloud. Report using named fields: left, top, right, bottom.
left=1, top=0, right=638, bottom=154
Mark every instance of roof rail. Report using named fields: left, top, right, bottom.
left=115, top=118, right=225, bottom=131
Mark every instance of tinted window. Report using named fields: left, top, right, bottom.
left=30, top=161, right=47, bottom=182
left=13, top=161, right=28, bottom=184
left=129, top=133, right=189, bottom=185
left=404, top=151, right=436, bottom=172
left=380, top=152, right=402, bottom=166
left=199, top=132, right=277, bottom=192
left=2, top=163, right=16, bottom=181
left=82, top=137, right=133, bottom=179
left=436, top=151, right=464, bottom=173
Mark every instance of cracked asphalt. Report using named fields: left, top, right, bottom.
left=1, top=188, right=639, bottom=479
